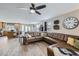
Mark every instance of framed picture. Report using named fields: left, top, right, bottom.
left=53, top=25, right=60, bottom=30
left=54, top=20, right=59, bottom=24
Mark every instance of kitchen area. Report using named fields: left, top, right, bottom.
left=0, top=22, right=21, bottom=38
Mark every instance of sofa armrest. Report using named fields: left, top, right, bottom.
left=47, top=44, right=58, bottom=56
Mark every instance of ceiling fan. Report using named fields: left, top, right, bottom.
left=30, top=3, right=46, bottom=15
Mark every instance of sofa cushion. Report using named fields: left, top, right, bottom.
left=67, top=37, right=75, bottom=46
left=26, top=34, right=32, bottom=38
left=57, top=34, right=64, bottom=41
left=64, top=35, right=68, bottom=42
left=74, top=39, right=79, bottom=49
left=44, top=37, right=57, bottom=45
left=27, top=37, right=36, bottom=42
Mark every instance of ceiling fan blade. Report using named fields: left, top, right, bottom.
left=35, top=11, right=41, bottom=15
left=36, top=5, right=46, bottom=10
left=30, top=7, right=33, bottom=10
left=31, top=3, right=35, bottom=8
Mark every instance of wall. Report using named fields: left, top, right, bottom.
left=14, top=23, right=21, bottom=31
left=35, top=22, right=44, bottom=32
left=47, top=9, right=79, bottom=36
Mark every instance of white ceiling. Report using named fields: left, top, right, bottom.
left=0, top=3, right=79, bottom=24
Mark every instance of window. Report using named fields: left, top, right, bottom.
left=25, top=26, right=28, bottom=32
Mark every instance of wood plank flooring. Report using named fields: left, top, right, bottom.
left=0, top=36, right=49, bottom=56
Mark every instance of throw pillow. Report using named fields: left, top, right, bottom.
left=74, top=39, right=79, bottom=49
left=67, top=37, right=75, bottom=46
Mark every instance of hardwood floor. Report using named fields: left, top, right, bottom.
left=0, top=36, right=49, bottom=56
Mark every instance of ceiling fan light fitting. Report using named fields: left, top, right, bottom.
left=30, top=9, right=35, bottom=13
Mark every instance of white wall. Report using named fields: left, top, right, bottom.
left=47, top=9, right=79, bottom=36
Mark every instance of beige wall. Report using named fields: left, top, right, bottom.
left=48, top=9, right=79, bottom=36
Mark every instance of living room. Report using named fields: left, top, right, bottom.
left=0, top=2, right=79, bottom=57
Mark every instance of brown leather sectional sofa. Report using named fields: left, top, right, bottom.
left=20, top=32, right=79, bottom=56
left=46, top=33, right=79, bottom=56
left=25, top=32, right=43, bottom=43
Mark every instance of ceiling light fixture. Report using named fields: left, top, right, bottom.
left=30, top=9, right=35, bottom=13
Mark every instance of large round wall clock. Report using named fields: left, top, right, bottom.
left=63, top=17, right=79, bottom=29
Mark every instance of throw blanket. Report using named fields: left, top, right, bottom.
left=58, top=47, right=79, bottom=56
left=52, top=47, right=79, bottom=56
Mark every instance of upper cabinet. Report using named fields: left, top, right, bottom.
left=0, top=22, right=4, bottom=29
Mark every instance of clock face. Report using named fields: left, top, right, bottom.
left=63, top=17, right=79, bottom=29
